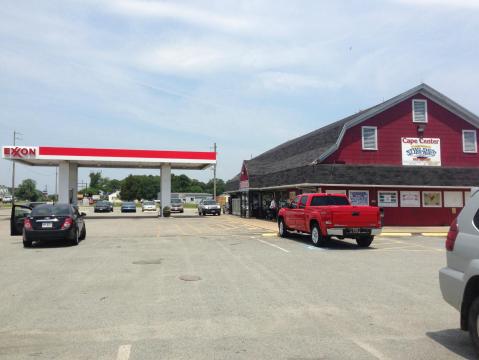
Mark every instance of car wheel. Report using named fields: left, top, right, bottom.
left=22, top=230, right=32, bottom=248
left=278, top=218, right=288, bottom=238
left=311, top=223, right=326, bottom=247
left=79, top=224, right=86, bottom=240
left=469, top=296, right=479, bottom=355
left=71, top=228, right=80, bottom=246
left=356, top=236, right=374, bottom=248
left=218, top=212, right=221, bottom=216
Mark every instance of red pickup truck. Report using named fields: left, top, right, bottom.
left=277, top=193, right=382, bottom=247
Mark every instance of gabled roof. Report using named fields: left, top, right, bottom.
left=238, top=83, right=479, bottom=179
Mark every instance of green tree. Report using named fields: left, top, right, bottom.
left=89, top=172, right=102, bottom=189
left=15, top=179, right=41, bottom=201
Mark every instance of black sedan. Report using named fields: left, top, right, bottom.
left=14, top=204, right=86, bottom=247
left=94, top=200, right=113, bottom=213
left=121, top=201, right=137, bottom=213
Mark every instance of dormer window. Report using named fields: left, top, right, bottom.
left=362, top=126, right=377, bottom=150
left=463, top=130, right=477, bottom=153
left=412, top=99, right=428, bottom=123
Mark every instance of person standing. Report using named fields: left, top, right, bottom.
left=269, top=197, right=277, bottom=220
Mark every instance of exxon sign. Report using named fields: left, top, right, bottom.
left=3, top=146, right=38, bottom=159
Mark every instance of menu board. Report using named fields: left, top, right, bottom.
left=378, top=191, right=398, bottom=207
left=349, top=190, right=369, bottom=206
left=400, top=191, right=420, bottom=207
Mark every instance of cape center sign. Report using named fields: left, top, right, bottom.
left=401, top=137, right=441, bottom=166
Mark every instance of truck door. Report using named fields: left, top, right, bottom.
left=285, top=196, right=301, bottom=229
left=10, top=205, right=32, bottom=236
left=294, top=195, right=308, bottom=232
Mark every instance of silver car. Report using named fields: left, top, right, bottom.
left=440, top=187, right=479, bottom=354
left=198, top=200, right=221, bottom=216
left=170, top=199, right=184, bottom=213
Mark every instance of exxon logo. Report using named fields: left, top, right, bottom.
left=4, top=147, right=37, bottom=158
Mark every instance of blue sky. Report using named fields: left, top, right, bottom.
left=1, top=0, right=478, bottom=193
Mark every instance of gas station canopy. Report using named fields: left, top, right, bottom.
left=2, top=145, right=217, bottom=214
left=2, top=146, right=216, bottom=169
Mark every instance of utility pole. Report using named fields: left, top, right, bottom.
left=213, top=142, right=217, bottom=199
left=11, top=131, right=22, bottom=205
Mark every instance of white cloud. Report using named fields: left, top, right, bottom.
left=257, top=71, right=341, bottom=92
left=104, top=0, right=255, bottom=33
left=392, top=0, right=479, bottom=8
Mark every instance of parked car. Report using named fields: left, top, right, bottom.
left=277, top=193, right=381, bottom=247
left=121, top=201, right=137, bottom=213
left=170, top=198, right=184, bottom=213
left=198, top=200, right=221, bottom=216
left=141, top=200, right=157, bottom=212
left=94, top=200, right=113, bottom=213
left=2, top=195, right=13, bottom=203
left=10, top=203, right=86, bottom=247
left=440, top=187, right=479, bottom=354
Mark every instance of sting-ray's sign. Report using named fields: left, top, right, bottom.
left=401, top=138, right=441, bottom=166
left=3, top=146, right=38, bottom=159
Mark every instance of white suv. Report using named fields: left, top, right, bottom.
left=440, top=187, right=479, bottom=354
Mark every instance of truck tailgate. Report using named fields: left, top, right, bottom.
left=330, top=206, right=379, bottom=228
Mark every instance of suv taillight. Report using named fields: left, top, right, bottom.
left=446, top=219, right=458, bottom=251
left=61, top=217, right=73, bottom=230
left=24, top=218, right=32, bottom=230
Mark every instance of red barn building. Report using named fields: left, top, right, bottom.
left=225, top=84, right=479, bottom=226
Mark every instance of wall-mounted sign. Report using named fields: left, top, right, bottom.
left=401, top=138, right=441, bottom=166
left=349, top=190, right=369, bottom=206
left=378, top=191, right=398, bottom=207
left=422, top=191, right=442, bottom=207
left=239, top=180, right=249, bottom=190
left=400, top=191, right=420, bottom=207
left=3, top=146, right=37, bottom=159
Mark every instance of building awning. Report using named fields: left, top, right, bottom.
left=2, top=146, right=216, bottom=170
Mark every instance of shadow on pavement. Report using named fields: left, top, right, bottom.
left=427, top=329, right=476, bottom=359
left=283, top=232, right=374, bottom=250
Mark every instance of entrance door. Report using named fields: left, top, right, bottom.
left=10, top=205, right=32, bottom=236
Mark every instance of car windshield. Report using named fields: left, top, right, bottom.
left=203, top=200, right=217, bottom=205
left=96, top=201, right=107, bottom=205
left=144, top=201, right=155, bottom=205
left=171, top=199, right=182, bottom=204
left=31, top=204, right=72, bottom=216
left=123, top=202, right=135, bottom=206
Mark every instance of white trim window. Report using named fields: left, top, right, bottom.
left=412, top=99, right=428, bottom=123
left=462, top=130, right=477, bottom=153
left=362, top=126, right=377, bottom=150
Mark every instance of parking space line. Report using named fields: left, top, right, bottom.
left=257, top=239, right=290, bottom=253
left=352, top=339, right=387, bottom=360
left=380, top=233, right=412, bottom=237
left=421, top=232, right=448, bottom=237
left=116, top=344, right=132, bottom=360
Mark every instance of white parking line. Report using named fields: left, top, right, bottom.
left=257, top=239, right=290, bottom=253
left=352, top=339, right=388, bottom=360
left=117, top=344, right=132, bottom=360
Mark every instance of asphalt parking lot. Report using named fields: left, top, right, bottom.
left=0, top=211, right=475, bottom=359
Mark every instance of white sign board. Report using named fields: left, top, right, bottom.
left=378, top=191, right=398, bottom=207
left=349, top=190, right=369, bottom=206
left=400, top=191, right=420, bottom=207
left=401, top=138, right=441, bottom=166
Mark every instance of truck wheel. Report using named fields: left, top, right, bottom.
left=311, top=223, right=326, bottom=247
left=356, top=236, right=374, bottom=248
left=278, top=218, right=288, bottom=237
left=468, top=296, right=479, bottom=355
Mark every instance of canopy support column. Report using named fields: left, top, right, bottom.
left=58, top=161, right=77, bottom=204
left=160, top=164, right=171, bottom=217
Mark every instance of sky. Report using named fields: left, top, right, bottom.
left=1, top=0, right=478, bottom=193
